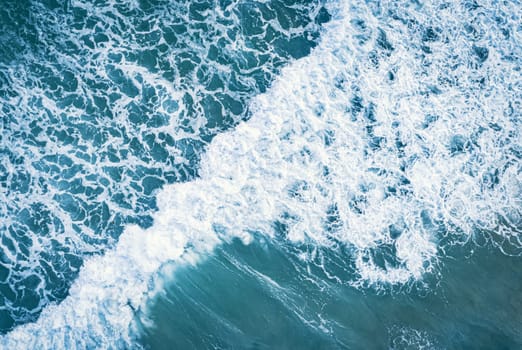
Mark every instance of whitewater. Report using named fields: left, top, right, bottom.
left=1, top=0, right=521, bottom=348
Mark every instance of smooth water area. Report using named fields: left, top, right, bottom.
left=0, top=0, right=521, bottom=348
left=139, top=237, right=522, bottom=349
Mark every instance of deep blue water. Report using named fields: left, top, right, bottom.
left=0, top=0, right=521, bottom=348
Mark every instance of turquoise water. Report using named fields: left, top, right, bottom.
left=139, top=237, right=522, bottom=349
left=0, top=0, right=521, bottom=348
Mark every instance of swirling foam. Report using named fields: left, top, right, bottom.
left=0, top=0, right=326, bottom=329
left=1, top=0, right=521, bottom=347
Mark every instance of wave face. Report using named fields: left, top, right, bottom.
left=0, top=0, right=327, bottom=333
left=1, top=0, right=521, bottom=348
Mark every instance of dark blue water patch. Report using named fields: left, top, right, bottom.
left=137, top=237, right=522, bottom=349
left=0, top=0, right=330, bottom=332
left=472, top=45, right=489, bottom=64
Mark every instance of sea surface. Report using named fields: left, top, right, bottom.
left=0, top=0, right=521, bottom=349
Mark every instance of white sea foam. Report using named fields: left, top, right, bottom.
left=0, top=0, right=325, bottom=326
left=2, top=0, right=521, bottom=347
left=389, top=326, right=440, bottom=350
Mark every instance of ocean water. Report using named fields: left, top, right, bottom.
left=0, top=0, right=327, bottom=336
left=0, top=0, right=521, bottom=349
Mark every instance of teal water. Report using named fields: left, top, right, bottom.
left=0, top=0, right=521, bottom=348
left=138, top=236, right=522, bottom=349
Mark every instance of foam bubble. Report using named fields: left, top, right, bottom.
left=389, top=326, right=440, bottom=350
